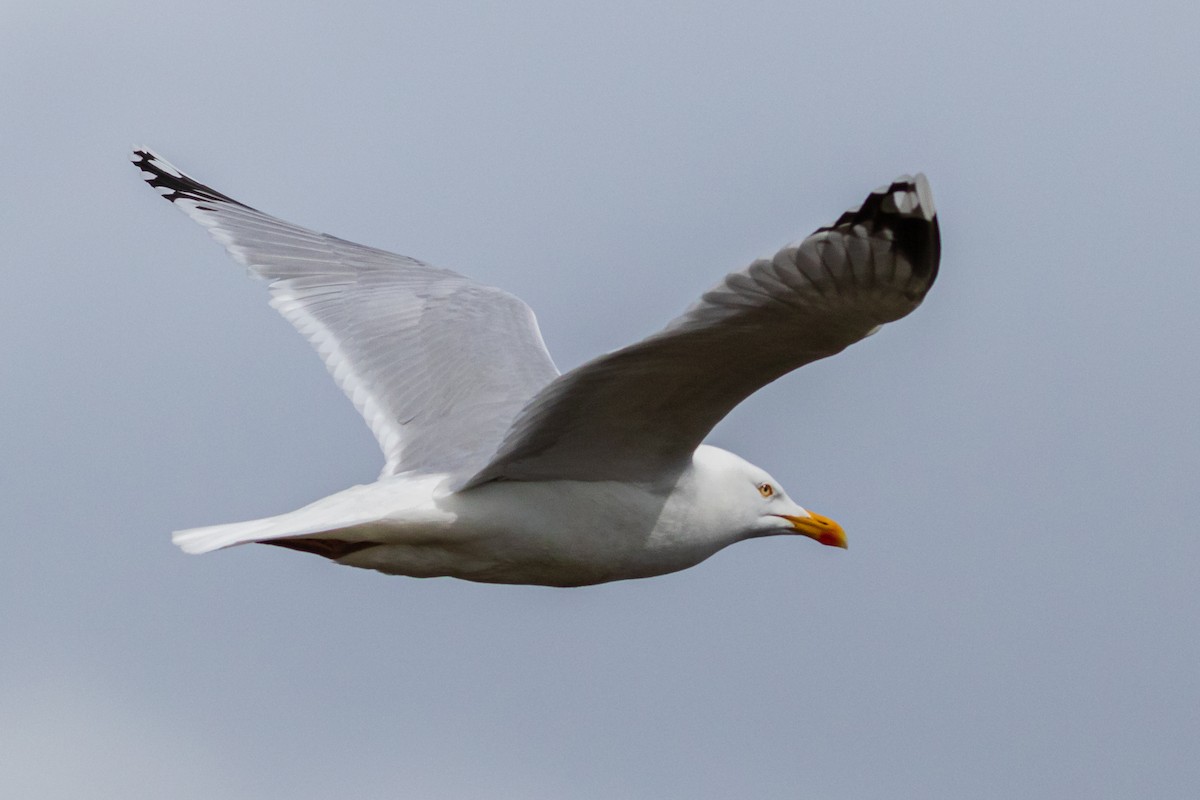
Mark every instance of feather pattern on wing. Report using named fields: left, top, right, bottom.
left=132, top=149, right=559, bottom=480
left=464, top=175, right=939, bottom=487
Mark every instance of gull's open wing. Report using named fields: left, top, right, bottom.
left=464, top=175, right=939, bottom=488
left=133, top=149, right=559, bottom=480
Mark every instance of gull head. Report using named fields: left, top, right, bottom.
left=690, top=445, right=847, bottom=549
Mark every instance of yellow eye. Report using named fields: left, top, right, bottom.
left=757, top=483, right=774, bottom=498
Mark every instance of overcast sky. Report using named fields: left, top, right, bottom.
left=3, top=2, right=1198, bottom=798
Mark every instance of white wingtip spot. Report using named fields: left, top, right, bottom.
left=912, top=172, right=936, bottom=220
left=879, top=173, right=936, bottom=221
left=131, top=146, right=183, bottom=178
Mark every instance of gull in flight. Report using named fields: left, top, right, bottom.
left=133, top=149, right=939, bottom=587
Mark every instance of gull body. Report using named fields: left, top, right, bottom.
left=176, top=446, right=839, bottom=586
left=134, top=149, right=938, bottom=587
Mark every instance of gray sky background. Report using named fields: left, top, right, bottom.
left=3, top=2, right=1198, bottom=798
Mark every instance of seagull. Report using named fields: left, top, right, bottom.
left=132, top=149, right=939, bottom=587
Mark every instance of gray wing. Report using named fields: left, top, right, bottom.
left=464, top=175, right=939, bottom=487
left=133, top=149, right=559, bottom=479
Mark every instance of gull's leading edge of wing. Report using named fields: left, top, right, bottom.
left=465, top=175, right=940, bottom=488
left=133, top=149, right=559, bottom=481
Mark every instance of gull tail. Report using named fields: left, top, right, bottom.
left=172, top=482, right=395, bottom=555
left=172, top=512, right=383, bottom=558
left=172, top=517, right=294, bottom=554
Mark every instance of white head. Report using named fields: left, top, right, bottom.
left=689, top=445, right=846, bottom=549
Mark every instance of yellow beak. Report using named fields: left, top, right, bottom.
left=779, top=512, right=847, bottom=549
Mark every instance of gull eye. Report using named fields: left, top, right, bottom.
left=757, top=482, right=774, bottom=498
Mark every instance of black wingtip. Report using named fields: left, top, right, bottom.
left=824, top=174, right=940, bottom=295
left=130, top=148, right=252, bottom=210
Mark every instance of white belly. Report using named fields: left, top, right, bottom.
left=334, top=478, right=729, bottom=587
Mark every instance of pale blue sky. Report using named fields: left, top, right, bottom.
left=3, top=2, right=1198, bottom=798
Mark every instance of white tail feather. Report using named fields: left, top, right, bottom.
left=170, top=478, right=440, bottom=555
left=172, top=517, right=295, bottom=554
